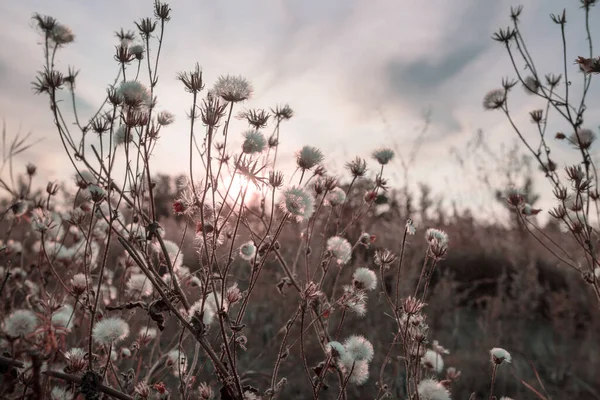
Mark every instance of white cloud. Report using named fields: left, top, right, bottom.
left=0, top=0, right=597, bottom=220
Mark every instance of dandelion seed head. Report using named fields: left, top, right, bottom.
left=352, top=267, right=377, bottom=291
left=92, top=317, right=129, bottom=345
left=117, top=81, right=151, bottom=108
left=280, top=186, right=315, bottom=222
left=344, top=359, right=370, bottom=386
left=213, top=75, right=253, bottom=102
left=3, top=309, right=38, bottom=338
left=417, top=379, right=451, bottom=400
left=126, top=273, right=153, bottom=297
left=327, top=236, right=352, bottom=265
left=490, top=347, right=511, bottom=365
left=421, top=349, right=444, bottom=373
left=343, top=335, right=374, bottom=362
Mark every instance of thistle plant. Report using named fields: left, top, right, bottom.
left=488, top=2, right=600, bottom=306
left=0, top=2, right=591, bottom=400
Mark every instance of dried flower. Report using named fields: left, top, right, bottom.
left=343, top=335, right=374, bottom=363
left=3, top=309, right=38, bottom=338
left=345, top=156, right=367, bottom=177
left=157, top=111, right=174, bottom=126
left=71, top=273, right=88, bottom=295
left=226, top=283, right=243, bottom=304
left=374, top=249, right=397, bottom=268
left=490, top=347, right=511, bottom=365
left=166, top=348, right=187, bottom=377
left=213, top=75, right=253, bottom=102
left=50, top=24, right=74, bottom=45
left=483, top=89, right=506, bottom=110
left=421, top=349, right=444, bottom=373
left=326, top=187, right=346, bottom=206
left=51, top=387, right=74, bottom=400
left=271, top=104, right=294, bottom=120
left=327, top=236, right=352, bottom=265
left=568, top=128, right=596, bottom=149
left=126, top=273, right=153, bottom=297
left=403, top=296, right=426, bottom=314
left=523, top=76, right=540, bottom=94
left=238, top=109, right=270, bottom=129
left=326, top=341, right=346, bottom=359
left=198, top=382, right=214, bottom=400
left=296, top=146, right=324, bottom=170
left=92, top=317, right=130, bottom=345
left=64, top=347, right=87, bottom=373
left=280, top=186, right=315, bottom=222
left=178, top=63, right=205, bottom=94
left=117, top=81, right=151, bottom=108
left=352, top=267, right=377, bottom=291
left=372, top=148, right=394, bottom=165
left=239, top=241, right=257, bottom=261
left=406, top=218, right=416, bottom=235
left=530, top=109, right=543, bottom=123
left=417, top=379, right=451, bottom=400
left=242, top=130, right=267, bottom=154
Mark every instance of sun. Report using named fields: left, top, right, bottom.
left=223, top=174, right=263, bottom=207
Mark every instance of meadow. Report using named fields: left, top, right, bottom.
left=1, top=1, right=599, bottom=399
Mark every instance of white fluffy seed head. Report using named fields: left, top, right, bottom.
left=417, top=379, right=451, bottom=400
left=239, top=241, right=257, bottom=261
left=126, top=273, right=154, bottom=297
left=3, top=309, right=38, bottom=338
left=490, top=347, right=511, bottom=365
left=51, top=386, right=74, bottom=400
left=326, top=341, right=346, bottom=359
left=166, top=348, right=188, bottom=377
left=343, top=335, right=374, bottom=363
left=421, top=349, right=444, bottom=373
left=326, top=187, right=346, bottom=207
left=352, top=267, right=377, bottom=291
left=327, top=236, right=352, bottom=265
left=347, top=359, right=369, bottom=386
left=92, top=317, right=130, bottom=346
left=71, top=273, right=88, bottom=294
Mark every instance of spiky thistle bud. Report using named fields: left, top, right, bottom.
left=135, top=17, right=157, bottom=37
left=346, top=156, right=367, bottom=177
left=296, top=146, right=324, bottom=171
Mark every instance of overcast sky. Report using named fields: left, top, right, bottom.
left=0, top=0, right=597, bottom=220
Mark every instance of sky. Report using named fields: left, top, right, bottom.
left=0, top=0, right=598, bottom=222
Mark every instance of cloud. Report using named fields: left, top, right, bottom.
left=0, top=0, right=598, bottom=217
